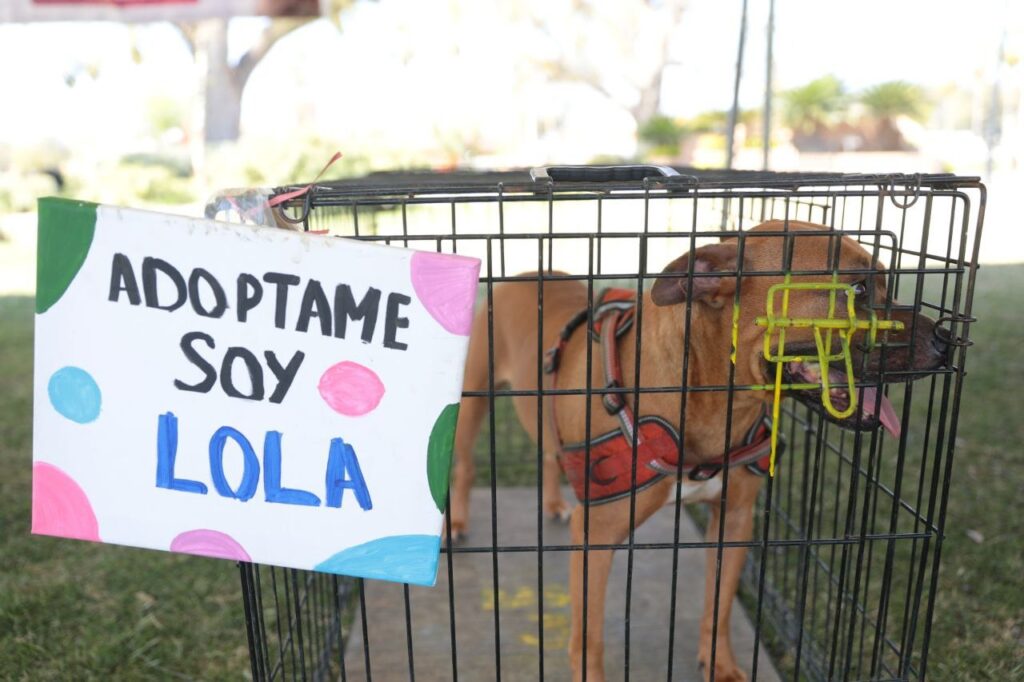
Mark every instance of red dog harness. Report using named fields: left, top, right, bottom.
left=544, top=289, right=782, bottom=505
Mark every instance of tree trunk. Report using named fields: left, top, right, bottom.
left=196, top=19, right=242, bottom=145
left=631, top=70, right=663, bottom=125
left=193, top=17, right=307, bottom=146
left=630, top=0, right=685, bottom=125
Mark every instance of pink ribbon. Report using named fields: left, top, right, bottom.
left=219, top=151, right=342, bottom=227
left=267, top=151, right=343, bottom=208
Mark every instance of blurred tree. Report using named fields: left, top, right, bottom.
left=529, top=0, right=686, bottom=128
left=177, top=18, right=308, bottom=145
left=684, top=109, right=729, bottom=134
left=637, top=115, right=683, bottom=158
left=780, top=75, right=846, bottom=135
left=859, top=80, right=929, bottom=121
left=857, top=80, right=929, bottom=150
left=175, top=0, right=360, bottom=146
left=146, top=95, right=189, bottom=138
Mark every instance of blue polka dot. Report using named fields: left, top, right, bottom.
left=315, top=535, right=441, bottom=586
left=48, top=366, right=101, bottom=424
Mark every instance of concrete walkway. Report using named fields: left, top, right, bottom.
left=343, top=487, right=780, bottom=681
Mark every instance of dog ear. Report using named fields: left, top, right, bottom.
left=650, top=241, right=742, bottom=307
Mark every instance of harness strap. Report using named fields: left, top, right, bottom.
left=659, top=404, right=777, bottom=481
left=599, top=309, right=643, bottom=446
left=543, top=308, right=589, bottom=375
left=544, top=288, right=782, bottom=499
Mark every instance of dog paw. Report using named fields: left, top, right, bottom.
left=697, top=660, right=747, bottom=682
left=544, top=499, right=573, bottom=523
left=443, top=520, right=468, bottom=545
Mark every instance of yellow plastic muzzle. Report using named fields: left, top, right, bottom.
left=739, top=273, right=905, bottom=475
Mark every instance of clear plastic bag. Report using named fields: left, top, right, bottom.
left=203, top=187, right=298, bottom=229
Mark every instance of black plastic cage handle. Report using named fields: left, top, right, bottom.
left=530, top=164, right=680, bottom=183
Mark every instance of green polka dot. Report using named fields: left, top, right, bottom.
left=427, top=403, right=460, bottom=513
left=36, top=198, right=97, bottom=314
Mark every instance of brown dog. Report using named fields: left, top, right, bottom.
left=449, top=220, right=947, bottom=681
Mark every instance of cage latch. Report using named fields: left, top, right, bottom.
left=934, top=314, right=976, bottom=348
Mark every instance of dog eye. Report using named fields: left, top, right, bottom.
left=852, top=281, right=868, bottom=297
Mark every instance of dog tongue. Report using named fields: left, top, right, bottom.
left=859, top=387, right=901, bottom=438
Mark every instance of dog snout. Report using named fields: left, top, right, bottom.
left=906, top=312, right=948, bottom=372
left=856, top=309, right=947, bottom=376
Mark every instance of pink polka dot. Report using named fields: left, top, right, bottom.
left=170, top=529, right=251, bottom=562
left=410, top=251, right=480, bottom=336
left=32, top=462, right=100, bottom=542
left=318, top=361, right=386, bottom=416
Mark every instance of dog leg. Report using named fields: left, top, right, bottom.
left=567, top=483, right=669, bottom=682
left=446, top=394, right=488, bottom=542
left=447, top=310, right=496, bottom=543
left=698, top=473, right=761, bottom=682
left=543, top=454, right=572, bottom=522
left=567, top=504, right=616, bottom=682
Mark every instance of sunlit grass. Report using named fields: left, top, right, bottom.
left=0, top=297, right=248, bottom=679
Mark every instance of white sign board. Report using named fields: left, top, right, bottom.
left=33, top=198, right=479, bottom=586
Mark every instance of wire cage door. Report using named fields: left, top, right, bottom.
left=237, top=167, right=983, bottom=682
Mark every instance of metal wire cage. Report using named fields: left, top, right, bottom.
left=238, top=166, right=983, bottom=681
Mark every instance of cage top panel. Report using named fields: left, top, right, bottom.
left=274, top=166, right=981, bottom=204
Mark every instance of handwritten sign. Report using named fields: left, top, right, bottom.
left=32, top=198, right=480, bottom=586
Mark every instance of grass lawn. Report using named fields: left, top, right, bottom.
left=1, top=265, right=1022, bottom=679
left=922, top=263, right=1024, bottom=680
left=0, top=296, right=248, bottom=679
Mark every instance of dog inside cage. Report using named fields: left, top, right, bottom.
left=237, top=167, right=981, bottom=682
